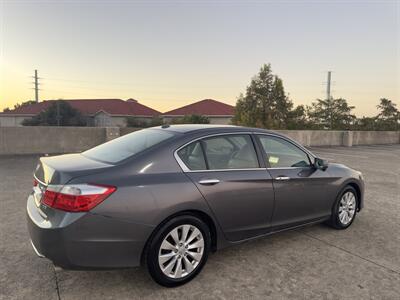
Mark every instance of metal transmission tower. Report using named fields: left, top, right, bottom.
left=33, top=70, right=40, bottom=102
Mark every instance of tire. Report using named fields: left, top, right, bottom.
left=145, top=215, right=211, bottom=287
left=328, top=186, right=358, bottom=230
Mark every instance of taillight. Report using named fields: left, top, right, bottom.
left=42, top=184, right=116, bottom=212
left=33, top=178, right=39, bottom=187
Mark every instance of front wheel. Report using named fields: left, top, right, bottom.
left=145, top=215, right=211, bottom=287
left=328, top=186, right=358, bottom=229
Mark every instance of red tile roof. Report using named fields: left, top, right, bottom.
left=163, top=99, right=234, bottom=116
left=1, top=99, right=160, bottom=116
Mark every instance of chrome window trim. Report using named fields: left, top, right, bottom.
left=266, top=167, right=309, bottom=170
left=254, top=133, right=316, bottom=169
left=174, top=131, right=265, bottom=172
left=184, top=168, right=268, bottom=173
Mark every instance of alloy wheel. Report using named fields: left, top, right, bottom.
left=158, top=224, right=204, bottom=279
left=338, top=191, right=356, bottom=225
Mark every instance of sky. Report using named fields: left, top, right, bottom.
left=0, top=0, right=399, bottom=116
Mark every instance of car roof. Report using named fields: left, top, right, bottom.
left=155, top=124, right=317, bottom=159
left=152, top=124, right=278, bottom=135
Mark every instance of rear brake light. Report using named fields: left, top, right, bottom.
left=42, top=184, right=116, bottom=212
left=33, top=178, right=39, bottom=187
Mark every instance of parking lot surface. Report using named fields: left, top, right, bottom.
left=1, top=145, right=399, bottom=300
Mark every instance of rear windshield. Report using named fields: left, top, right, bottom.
left=82, top=129, right=175, bottom=164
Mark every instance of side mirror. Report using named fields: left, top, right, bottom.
left=314, top=157, right=329, bottom=171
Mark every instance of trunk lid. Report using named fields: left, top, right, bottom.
left=34, top=153, right=113, bottom=186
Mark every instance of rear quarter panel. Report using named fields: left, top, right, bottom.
left=67, top=145, right=229, bottom=249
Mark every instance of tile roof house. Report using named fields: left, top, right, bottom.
left=0, top=99, right=160, bottom=127
left=163, top=99, right=234, bottom=125
left=0, top=98, right=235, bottom=127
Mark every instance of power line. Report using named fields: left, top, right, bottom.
left=32, top=72, right=232, bottom=101
left=42, top=76, right=232, bottom=89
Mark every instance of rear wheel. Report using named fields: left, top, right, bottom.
left=328, top=186, right=358, bottom=229
left=145, top=215, right=211, bottom=287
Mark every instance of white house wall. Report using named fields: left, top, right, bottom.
left=0, top=116, right=31, bottom=127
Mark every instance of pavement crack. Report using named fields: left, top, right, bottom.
left=53, top=264, right=61, bottom=300
left=302, top=232, right=400, bottom=275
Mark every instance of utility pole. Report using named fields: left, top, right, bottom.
left=56, top=100, right=61, bottom=126
left=326, top=71, right=331, bottom=101
left=34, top=70, right=39, bottom=103
left=326, top=71, right=332, bottom=129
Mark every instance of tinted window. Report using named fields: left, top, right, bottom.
left=177, top=141, right=207, bottom=170
left=258, top=136, right=311, bottom=168
left=202, top=135, right=259, bottom=169
left=83, top=129, right=175, bottom=164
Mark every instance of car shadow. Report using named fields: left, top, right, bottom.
left=54, top=223, right=329, bottom=298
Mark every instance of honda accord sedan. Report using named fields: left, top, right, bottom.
left=27, top=125, right=364, bottom=286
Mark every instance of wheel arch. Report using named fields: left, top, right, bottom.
left=347, top=181, right=362, bottom=211
left=140, top=209, right=218, bottom=266
left=336, top=180, right=362, bottom=212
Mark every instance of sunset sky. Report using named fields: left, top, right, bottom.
left=1, top=0, right=398, bottom=116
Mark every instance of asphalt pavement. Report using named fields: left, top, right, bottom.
left=1, top=145, right=399, bottom=299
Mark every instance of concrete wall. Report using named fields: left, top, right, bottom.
left=276, top=130, right=345, bottom=147
left=0, top=127, right=106, bottom=155
left=0, top=127, right=398, bottom=155
left=0, top=115, right=152, bottom=128
left=276, top=130, right=400, bottom=147
left=120, top=127, right=142, bottom=136
left=352, top=131, right=400, bottom=145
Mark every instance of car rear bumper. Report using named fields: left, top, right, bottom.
left=30, top=239, right=45, bottom=257
left=27, top=194, right=155, bottom=270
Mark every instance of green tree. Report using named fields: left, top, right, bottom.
left=126, top=116, right=164, bottom=128
left=22, top=100, right=86, bottom=126
left=286, top=105, right=312, bottom=129
left=375, top=98, right=399, bottom=130
left=171, top=114, right=210, bottom=124
left=233, top=93, right=258, bottom=127
left=272, top=76, right=293, bottom=128
left=149, top=116, right=164, bottom=127
left=233, top=64, right=293, bottom=129
left=354, top=117, right=377, bottom=131
left=3, top=100, right=37, bottom=112
left=13, top=100, right=37, bottom=110
left=307, top=98, right=356, bottom=130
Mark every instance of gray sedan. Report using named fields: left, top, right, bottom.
left=27, top=125, right=364, bottom=286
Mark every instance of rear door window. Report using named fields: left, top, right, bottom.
left=202, top=135, right=259, bottom=170
left=177, top=134, right=260, bottom=171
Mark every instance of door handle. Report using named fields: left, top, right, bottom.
left=275, top=176, right=290, bottom=181
left=198, top=179, right=220, bottom=185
